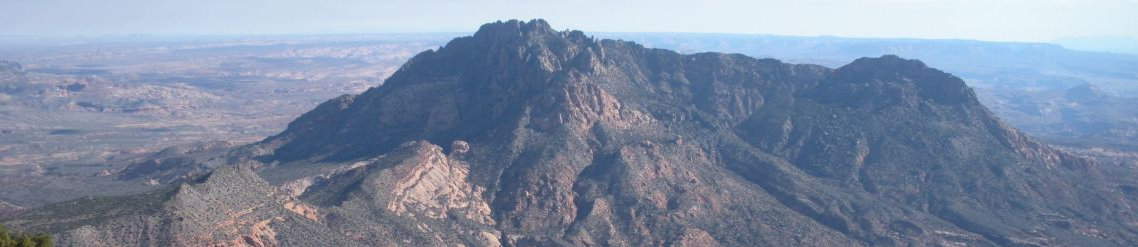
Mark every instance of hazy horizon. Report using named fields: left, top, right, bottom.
left=2, top=0, right=1136, bottom=42
left=3, top=31, right=1136, bottom=56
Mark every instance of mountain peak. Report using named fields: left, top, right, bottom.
left=474, top=19, right=554, bottom=36
left=463, top=18, right=591, bottom=47
left=846, top=54, right=927, bottom=68
left=465, top=19, right=575, bottom=45
left=811, top=55, right=976, bottom=107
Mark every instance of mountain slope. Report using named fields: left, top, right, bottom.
left=7, top=19, right=1137, bottom=246
left=7, top=165, right=343, bottom=246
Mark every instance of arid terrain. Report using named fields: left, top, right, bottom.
left=0, top=34, right=449, bottom=207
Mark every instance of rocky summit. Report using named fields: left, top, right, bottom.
left=5, top=19, right=1137, bottom=246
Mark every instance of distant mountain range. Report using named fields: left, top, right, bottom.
left=1055, top=36, right=1138, bottom=56
left=3, top=19, right=1137, bottom=246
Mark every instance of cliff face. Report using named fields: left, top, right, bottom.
left=12, top=20, right=1137, bottom=246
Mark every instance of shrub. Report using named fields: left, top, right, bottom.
left=0, top=224, right=51, bottom=247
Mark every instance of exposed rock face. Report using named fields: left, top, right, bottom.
left=295, top=141, right=500, bottom=246
left=451, top=140, right=470, bottom=155
left=371, top=141, right=493, bottom=223
left=672, top=228, right=720, bottom=247
left=8, top=19, right=1138, bottom=246
left=531, top=82, right=653, bottom=131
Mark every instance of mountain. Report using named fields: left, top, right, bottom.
left=1055, top=36, right=1138, bottom=56
left=5, top=19, right=1137, bottom=246
left=598, top=32, right=1138, bottom=94
left=596, top=32, right=1138, bottom=156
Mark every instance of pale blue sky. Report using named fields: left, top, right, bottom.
left=1, top=0, right=1136, bottom=43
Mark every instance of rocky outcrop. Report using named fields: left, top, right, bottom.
left=451, top=140, right=470, bottom=155
left=369, top=141, right=493, bottom=224
left=283, top=141, right=500, bottom=246
left=671, top=228, right=720, bottom=247
left=531, top=82, right=653, bottom=131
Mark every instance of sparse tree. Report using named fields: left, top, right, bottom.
left=30, top=234, right=50, bottom=247
left=0, top=225, right=51, bottom=247
left=1, top=225, right=12, bottom=247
